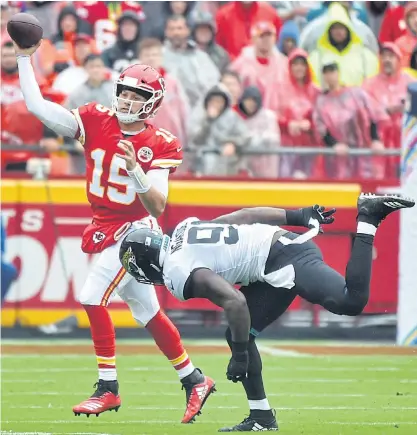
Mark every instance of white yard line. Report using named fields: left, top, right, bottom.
left=2, top=392, right=415, bottom=398
left=3, top=374, right=415, bottom=383
left=257, top=345, right=309, bottom=357
left=4, top=405, right=417, bottom=411
left=2, top=420, right=417, bottom=426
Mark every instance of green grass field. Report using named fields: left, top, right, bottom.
left=1, top=340, right=417, bottom=435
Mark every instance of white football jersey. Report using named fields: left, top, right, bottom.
left=162, top=218, right=282, bottom=300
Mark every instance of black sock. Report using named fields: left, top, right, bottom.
left=344, top=226, right=375, bottom=313
left=242, top=339, right=267, bottom=401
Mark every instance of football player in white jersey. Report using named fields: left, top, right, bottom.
left=119, top=193, right=414, bottom=432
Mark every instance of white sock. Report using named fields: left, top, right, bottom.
left=176, top=362, right=195, bottom=379
left=248, top=399, right=271, bottom=410
left=357, top=221, right=377, bottom=237
left=98, top=368, right=117, bottom=381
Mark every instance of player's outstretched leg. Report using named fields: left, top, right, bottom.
left=343, top=193, right=415, bottom=313
left=73, top=304, right=121, bottom=417
left=146, top=310, right=216, bottom=423
left=219, top=329, right=278, bottom=432
left=294, top=193, right=415, bottom=317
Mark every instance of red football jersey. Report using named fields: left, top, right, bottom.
left=76, top=1, right=145, bottom=51
left=71, top=102, right=182, bottom=253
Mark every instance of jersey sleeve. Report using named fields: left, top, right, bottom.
left=70, top=102, right=98, bottom=147
left=150, top=129, right=183, bottom=173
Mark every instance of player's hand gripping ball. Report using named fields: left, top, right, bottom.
left=116, top=140, right=137, bottom=171
left=7, top=13, right=43, bottom=54
left=226, top=351, right=249, bottom=383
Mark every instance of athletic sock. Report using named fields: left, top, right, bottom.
left=146, top=310, right=196, bottom=379
left=84, top=305, right=117, bottom=381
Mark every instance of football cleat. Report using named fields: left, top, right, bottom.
left=357, top=193, right=415, bottom=226
left=181, top=373, right=216, bottom=423
left=73, top=380, right=121, bottom=417
left=218, top=413, right=278, bottom=432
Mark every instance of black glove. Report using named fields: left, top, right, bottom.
left=226, top=351, right=248, bottom=383
left=286, top=205, right=336, bottom=233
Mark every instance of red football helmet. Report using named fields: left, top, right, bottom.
left=112, top=63, right=166, bottom=124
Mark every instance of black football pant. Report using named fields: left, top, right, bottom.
left=244, top=230, right=374, bottom=335
left=230, top=230, right=374, bottom=405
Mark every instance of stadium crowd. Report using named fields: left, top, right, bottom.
left=1, top=0, right=416, bottom=180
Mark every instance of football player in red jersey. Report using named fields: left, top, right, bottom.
left=14, top=40, right=215, bottom=422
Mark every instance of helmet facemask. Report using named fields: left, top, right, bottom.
left=112, top=81, right=164, bottom=124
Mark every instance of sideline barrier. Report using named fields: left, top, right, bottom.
left=1, top=178, right=399, bottom=327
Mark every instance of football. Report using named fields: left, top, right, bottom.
left=7, top=12, right=43, bottom=49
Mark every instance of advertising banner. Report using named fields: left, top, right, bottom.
left=1, top=179, right=400, bottom=327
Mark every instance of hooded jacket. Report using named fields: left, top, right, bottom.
left=52, top=6, right=91, bottom=45
left=191, top=11, right=230, bottom=73
left=237, top=86, right=280, bottom=178
left=362, top=42, right=413, bottom=177
left=163, top=39, right=220, bottom=107
left=276, top=49, right=320, bottom=177
left=394, top=2, right=417, bottom=68
left=101, top=11, right=142, bottom=73
left=309, top=3, right=379, bottom=87
left=277, top=20, right=300, bottom=55
left=189, top=84, right=249, bottom=175
left=300, top=2, right=378, bottom=54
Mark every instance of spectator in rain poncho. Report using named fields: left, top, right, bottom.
left=313, top=62, right=385, bottom=180
left=300, top=2, right=378, bottom=54
left=277, top=49, right=320, bottom=179
left=308, top=3, right=378, bottom=87
left=362, top=43, right=414, bottom=178
left=163, top=15, right=220, bottom=107
left=230, top=21, right=288, bottom=112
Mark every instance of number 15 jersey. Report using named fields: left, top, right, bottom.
left=163, top=218, right=279, bottom=301
left=73, top=102, right=182, bottom=224
left=72, top=102, right=182, bottom=253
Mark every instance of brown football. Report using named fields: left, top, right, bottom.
left=7, top=13, right=43, bottom=49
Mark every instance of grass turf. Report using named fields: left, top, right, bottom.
left=1, top=341, right=417, bottom=435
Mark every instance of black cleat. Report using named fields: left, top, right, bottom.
left=218, top=412, right=278, bottom=432
left=357, top=193, right=415, bottom=226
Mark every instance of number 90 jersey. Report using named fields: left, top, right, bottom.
left=72, top=102, right=182, bottom=226
left=163, top=218, right=279, bottom=301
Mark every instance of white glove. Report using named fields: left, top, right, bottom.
left=135, top=216, right=162, bottom=234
